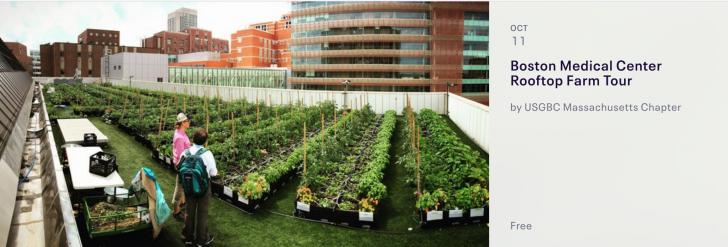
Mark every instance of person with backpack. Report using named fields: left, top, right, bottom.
left=179, top=128, right=217, bottom=246
left=172, top=112, right=191, bottom=221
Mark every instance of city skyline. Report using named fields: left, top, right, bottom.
left=0, top=1, right=289, bottom=51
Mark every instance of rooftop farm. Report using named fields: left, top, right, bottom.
left=44, top=82, right=488, bottom=246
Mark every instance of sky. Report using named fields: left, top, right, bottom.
left=0, top=1, right=291, bottom=52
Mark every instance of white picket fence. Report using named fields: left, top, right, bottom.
left=108, top=79, right=488, bottom=152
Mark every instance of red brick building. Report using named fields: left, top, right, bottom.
left=5, top=42, right=32, bottom=73
left=226, top=14, right=292, bottom=68
left=78, top=28, right=120, bottom=46
left=142, top=27, right=229, bottom=57
left=40, top=43, right=160, bottom=77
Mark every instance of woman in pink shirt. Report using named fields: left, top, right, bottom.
left=172, top=112, right=191, bottom=220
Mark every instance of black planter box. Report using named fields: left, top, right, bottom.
left=466, top=207, right=488, bottom=224
left=418, top=206, right=488, bottom=228
left=150, top=149, right=160, bottom=162
left=134, top=134, right=152, bottom=149
left=150, top=150, right=174, bottom=170
left=89, top=151, right=117, bottom=177
left=118, top=124, right=131, bottom=134
left=293, top=200, right=378, bottom=228
left=211, top=180, right=223, bottom=196
left=165, top=155, right=174, bottom=169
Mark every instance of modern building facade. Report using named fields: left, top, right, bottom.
left=226, top=14, right=292, bottom=68
left=40, top=42, right=160, bottom=77
left=289, top=1, right=489, bottom=104
left=102, top=52, right=168, bottom=82
left=142, top=27, right=229, bottom=58
left=5, top=42, right=32, bottom=73
left=168, top=7, right=198, bottom=32
left=78, top=28, right=120, bottom=46
left=30, top=50, right=40, bottom=76
left=168, top=66, right=288, bottom=88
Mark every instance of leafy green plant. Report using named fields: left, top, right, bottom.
left=237, top=172, right=270, bottom=200
left=403, top=109, right=489, bottom=211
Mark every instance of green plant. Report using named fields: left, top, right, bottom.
left=416, top=189, right=447, bottom=211
left=237, top=172, right=270, bottom=200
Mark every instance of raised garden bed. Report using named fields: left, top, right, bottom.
left=293, top=107, right=396, bottom=228
left=399, top=107, right=489, bottom=227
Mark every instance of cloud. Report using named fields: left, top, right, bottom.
left=0, top=1, right=290, bottom=52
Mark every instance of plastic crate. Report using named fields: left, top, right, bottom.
left=89, top=151, right=117, bottom=176
left=83, top=133, right=97, bottom=146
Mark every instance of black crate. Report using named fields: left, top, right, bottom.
left=83, top=133, right=97, bottom=146
left=89, top=151, right=117, bottom=177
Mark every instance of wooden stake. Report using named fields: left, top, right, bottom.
left=205, top=93, right=209, bottom=146
left=231, top=112, right=236, bottom=142
left=320, top=112, right=325, bottom=147
left=333, top=107, right=337, bottom=138
left=121, top=95, right=128, bottom=120
left=416, top=126, right=421, bottom=196
left=183, top=94, right=187, bottom=113
left=157, top=97, right=167, bottom=136
left=303, top=121, right=307, bottom=175
left=139, top=96, right=144, bottom=120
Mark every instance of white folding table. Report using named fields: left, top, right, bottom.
left=66, top=146, right=124, bottom=190
left=57, top=118, right=109, bottom=145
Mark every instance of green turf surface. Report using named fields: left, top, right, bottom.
left=77, top=117, right=487, bottom=246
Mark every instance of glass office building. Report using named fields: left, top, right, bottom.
left=289, top=1, right=489, bottom=104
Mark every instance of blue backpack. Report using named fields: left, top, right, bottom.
left=179, top=148, right=209, bottom=198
